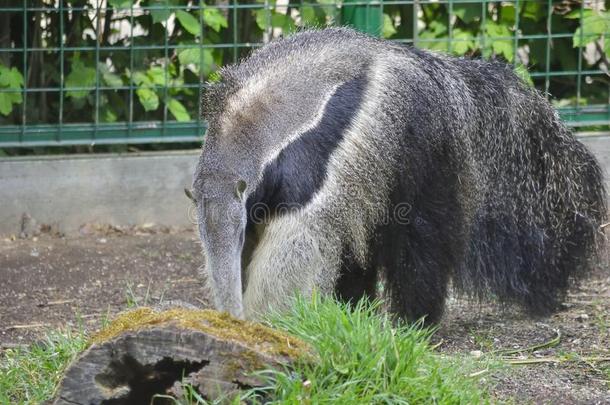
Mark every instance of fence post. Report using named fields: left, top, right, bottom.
left=341, top=0, right=382, bottom=37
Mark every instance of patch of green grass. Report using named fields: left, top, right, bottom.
left=470, top=327, right=496, bottom=352
left=601, top=365, right=610, bottom=389
left=1, top=296, right=493, bottom=404
left=0, top=328, right=87, bottom=404
left=125, top=281, right=154, bottom=308
left=593, top=306, right=609, bottom=342
left=155, top=382, right=243, bottom=405
left=240, top=295, right=493, bottom=404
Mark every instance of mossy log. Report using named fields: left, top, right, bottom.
left=51, top=307, right=309, bottom=405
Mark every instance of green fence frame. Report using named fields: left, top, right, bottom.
left=0, top=0, right=608, bottom=148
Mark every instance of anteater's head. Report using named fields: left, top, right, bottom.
left=191, top=29, right=373, bottom=318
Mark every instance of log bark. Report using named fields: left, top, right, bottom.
left=51, top=307, right=308, bottom=404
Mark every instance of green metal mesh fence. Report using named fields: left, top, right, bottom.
left=0, top=0, right=608, bottom=148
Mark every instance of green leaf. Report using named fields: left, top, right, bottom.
left=0, top=65, right=10, bottom=87
left=147, top=66, right=167, bottom=86
left=0, top=93, right=13, bottom=116
left=272, top=12, right=295, bottom=32
left=167, top=98, right=191, bottom=121
left=178, top=48, right=215, bottom=75
left=430, top=20, right=447, bottom=36
left=572, top=13, right=610, bottom=47
left=7, top=91, right=21, bottom=104
left=0, top=66, right=24, bottom=107
left=300, top=5, right=316, bottom=25
left=98, top=63, right=123, bottom=88
left=255, top=9, right=295, bottom=32
left=484, top=22, right=514, bottom=62
left=202, top=8, right=228, bottom=32
left=176, top=10, right=201, bottom=36
left=453, top=3, right=479, bottom=23
left=255, top=9, right=270, bottom=30
left=500, top=5, right=516, bottom=26
left=564, top=9, right=594, bottom=20
left=0, top=66, right=24, bottom=88
left=136, top=87, right=159, bottom=111
left=103, top=109, right=118, bottom=122
left=418, top=21, right=448, bottom=52
left=572, top=27, right=585, bottom=47
left=132, top=71, right=152, bottom=86
left=522, top=2, right=544, bottom=22
left=132, top=68, right=160, bottom=111
left=178, top=48, right=213, bottom=65
left=65, top=58, right=96, bottom=99
left=150, top=0, right=180, bottom=24
left=382, top=14, right=396, bottom=39
left=103, top=72, right=123, bottom=88
left=108, top=0, right=133, bottom=9
left=169, top=75, right=185, bottom=88
left=7, top=67, right=23, bottom=88
left=100, top=105, right=118, bottom=123
left=583, top=14, right=609, bottom=35
left=178, top=48, right=197, bottom=65
left=451, top=29, right=475, bottom=55
left=151, top=12, right=170, bottom=25
left=492, top=41, right=514, bottom=62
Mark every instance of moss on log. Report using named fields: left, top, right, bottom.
left=51, top=307, right=310, bottom=404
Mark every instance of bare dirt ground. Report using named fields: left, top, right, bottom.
left=0, top=229, right=608, bottom=403
left=0, top=227, right=207, bottom=346
left=439, top=275, right=610, bottom=404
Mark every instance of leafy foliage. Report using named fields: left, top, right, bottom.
left=567, top=9, right=610, bottom=49
left=176, top=9, right=202, bottom=36
left=65, top=57, right=97, bottom=100
left=0, top=65, right=23, bottom=116
left=202, top=8, right=229, bottom=32
left=0, top=0, right=606, bottom=132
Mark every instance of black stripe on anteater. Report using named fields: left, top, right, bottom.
left=246, top=73, right=368, bottom=219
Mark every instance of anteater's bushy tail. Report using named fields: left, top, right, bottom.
left=454, top=79, right=607, bottom=315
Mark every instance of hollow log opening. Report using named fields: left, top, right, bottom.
left=94, top=355, right=208, bottom=405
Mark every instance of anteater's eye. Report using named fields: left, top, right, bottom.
left=234, top=180, right=247, bottom=201
left=184, top=188, right=197, bottom=204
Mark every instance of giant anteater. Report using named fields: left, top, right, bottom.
left=190, top=28, right=606, bottom=322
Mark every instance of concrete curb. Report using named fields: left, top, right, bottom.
left=0, top=150, right=200, bottom=235
left=1, top=136, right=608, bottom=236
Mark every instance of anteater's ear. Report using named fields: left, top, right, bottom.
left=235, top=180, right=247, bottom=201
left=184, top=188, right=196, bottom=203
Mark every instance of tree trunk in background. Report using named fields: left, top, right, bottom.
left=0, top=10, right=11, bottom=66
left=397, top=4, right=415, bottom=44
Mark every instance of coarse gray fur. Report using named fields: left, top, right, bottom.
left=192, top=27, right=606, bottom=322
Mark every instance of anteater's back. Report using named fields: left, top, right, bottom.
left=198, top=28, right=606, bottom=322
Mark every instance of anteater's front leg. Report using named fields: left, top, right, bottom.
left=242, top=217, right=338, bottom=319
